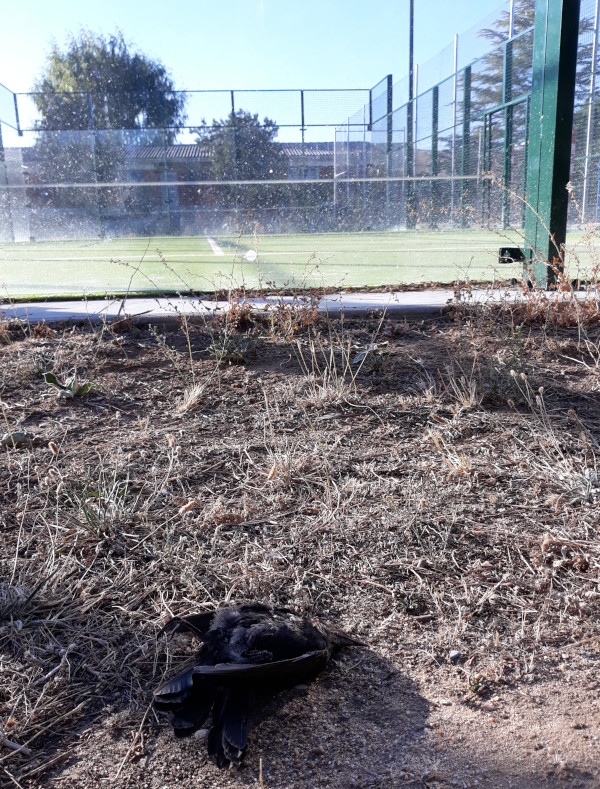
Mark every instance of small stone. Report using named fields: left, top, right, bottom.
left=449, top=650, right=462, bottom=663
left=1, top=431, right=29, bottom=448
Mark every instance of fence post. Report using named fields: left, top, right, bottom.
left=406, top=0, right=415, bottom=228
left=87, top=92, right=103, bottom=237
left=385, top=74, right=393, bottom=225
left=13, top=94, right=22, bottom=137
left=431, top=86, right=439, bottom=228
left=523, top=0, right=581, bottom=287
left=0, top=122, right=15, bottom=242
left=362, top=103, right=367, bottom=228
left=582, top=0, right=600, bottom=221
left=230, top=90, right=238, bottom=222
left=502, top=40, right=514, bottom=228
left=451, top=34, right=458, bottom=219
left=460, top=65, right=472, bottom=226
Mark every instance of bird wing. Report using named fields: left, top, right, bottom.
left=189, top=649, right=329, bottom=681
left=153, top=664, right=197, bottom=702
left=160, top=611, right=215, bottom=638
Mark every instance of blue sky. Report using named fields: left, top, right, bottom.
left=2, top=0, right=506, bottom=94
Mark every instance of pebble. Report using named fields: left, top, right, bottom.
left=449, top=650, right=462, bottom=663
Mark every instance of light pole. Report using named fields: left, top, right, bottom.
left=406, top=0, right=416, bottom=228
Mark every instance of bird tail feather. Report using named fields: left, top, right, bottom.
left=208, top=687, right=251, bottom=769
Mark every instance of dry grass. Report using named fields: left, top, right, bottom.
left=0, top=302, right=599, bottom=786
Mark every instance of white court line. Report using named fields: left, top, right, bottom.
left=205, top=236, right=225, bottom=256
left=0, top=246, right=500, bottom=263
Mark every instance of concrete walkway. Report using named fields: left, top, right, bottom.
left=0, top=288, right=527, bottom=325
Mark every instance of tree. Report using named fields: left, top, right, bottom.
left=195, top=110, right=287, bottom=210
left=32, top=30, right=186, bottom=135
left=473, top=1, right=595, bottom=220
left=29, top=31, right=186, bottom=218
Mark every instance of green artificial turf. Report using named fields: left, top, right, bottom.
left=0, top=229, right=595, bottom=299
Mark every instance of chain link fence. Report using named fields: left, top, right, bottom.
left=334, top=0, right=598, bottom=236
left=0, top=0, right=595, bottom=248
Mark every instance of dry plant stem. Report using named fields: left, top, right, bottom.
left=1, top=764, right=26, bottom=789
left=2, top=305, right=600, bottom=787
left=1, top=400, right=15, bottom=444
left=113, top=702, right=153, bottom=782
left=0, top=736, right=31, bottom=757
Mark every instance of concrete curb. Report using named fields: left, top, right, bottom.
left=0, top=289, right=530, bottom=325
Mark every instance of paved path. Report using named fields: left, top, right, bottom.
left=0, top=289, right=529, bottom=325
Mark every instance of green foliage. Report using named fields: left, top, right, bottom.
left=44, top=371, right=93, bottom=399
left=473, top=0, right=593, bottom=118
left=30, top=31, right=186, bottom=213
left=32, top=30, right=186, bottom=134
left=196, top=110, right=285, bottom=181
left=195, top=110, right=287, bottom=209
left=207, top=329, right=253, bottom=366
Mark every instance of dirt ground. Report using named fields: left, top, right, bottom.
left=0, top=296, right=599, bottom=788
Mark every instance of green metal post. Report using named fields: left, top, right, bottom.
left=406, top=0, right=415, bottom=227
left=301, top=90, right=307, bottom=229
left=460, top=66, right=472, bottom=226
left=300, top=90, right=306, bottom=181
left=524, top=0, right=581, bottom=286
left=230, top=90, right=239, bottom=221
left=406, top=97, right=415, bottom=228
left=386, top=74, right=393, bottom=224
left=521, top=95, right=531, bottom=228
left=88, top=92, right=103, bottom=238
left=431, top=85, right=439, bottom=228
left=502, top=40, right=514, bottom=228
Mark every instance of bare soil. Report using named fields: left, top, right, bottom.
left=1, top=303, right=599, bottom=788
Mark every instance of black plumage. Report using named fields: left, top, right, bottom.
left=153, top=602, right=362, bottom=769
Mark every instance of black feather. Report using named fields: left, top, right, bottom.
left=154, top=602, right=362, bottom=768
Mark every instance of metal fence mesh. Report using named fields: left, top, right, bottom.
left=0, top=1, right=594, bottom=289
left=571, top=0, right=600, bottom=223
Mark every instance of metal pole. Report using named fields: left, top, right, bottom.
left=409, top=0, right=414, bottom=105
left=582, top=0, right=600, bottom=221
left=362, top=103, right=367, bottom=228
left=386, top=74, right=393, bottom=224
left=13, top=94, right=22, bottom=137
left=524, top=0, right=581, bottom=286
left=502, top=40, right=514, bottom=228
left=451, top=33, right=458, bottom=219
left=406, top=0, right=416, bottom=228
left=460, top=65, right=472, bottom=226
left=508, top=0, right=515, bottom=38
left=300, top=90, right=307, bottom=229
left=346, top=117, right=350, bottom=212
left=300, top=90, right=306, bottom=180
left=230, top=90, right=238, bottom=222
left=88, top=92, right=103, bottom=238
left=0, top=122, right=15, bottom=242
left=414, top=63, right=418, bottom=171
left=333, top=127, right=337, bottom=225
left=431, top=85, right=439, bottom=228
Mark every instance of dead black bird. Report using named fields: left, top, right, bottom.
left=153, top=602, right=362, bottom=769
